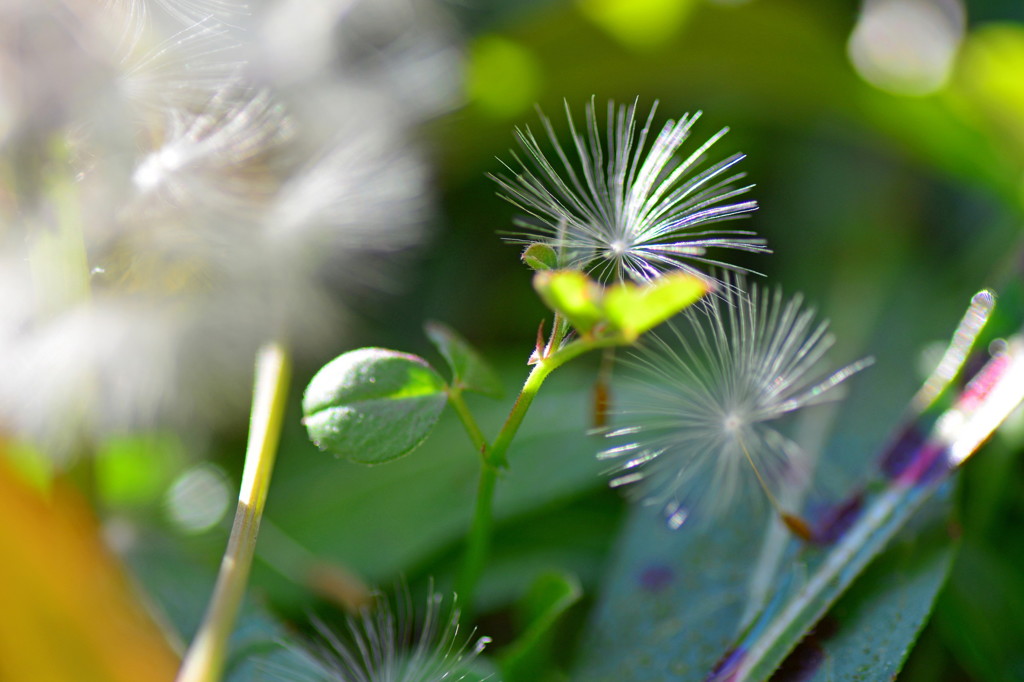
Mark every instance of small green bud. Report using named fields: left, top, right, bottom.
left=522, top=243, right=559, bottom=271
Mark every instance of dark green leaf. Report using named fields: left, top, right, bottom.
left=500, top=571, right=583, bottom=682
left=302, top=348, right=447, bottom=464
left=425, top=321, right=503, bottom=398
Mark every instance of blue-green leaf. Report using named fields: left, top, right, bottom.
left=302, top=348, right=448, bottom=464
left=573, top=499, right=766, bottom=680
left=793, top=498, right=956, bottom=682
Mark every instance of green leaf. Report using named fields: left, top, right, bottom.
left=302, top=348, right=448, bottom=464
left=934, top=539, right=1024, bottom=681
left=96, top=433, right=184, bottom=507
left=533, top=270, right=605, bottom=334
left=500, top=571, right=583, bottom=682
left=603, top=272, right=708, bottom=342
left=425, top=321, right=504, bottom=398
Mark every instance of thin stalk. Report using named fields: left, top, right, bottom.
left=447, top=388, right=489, bottom=456
left=454, top=461, right=498, bottom=618
left=176, top=342, right=291, bottom=682
left=488, top=333, right=619, bottom=468
left=456, top=330, right=624, bottom=615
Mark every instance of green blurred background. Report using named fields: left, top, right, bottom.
left=104, top=1, right=1024, bottom=679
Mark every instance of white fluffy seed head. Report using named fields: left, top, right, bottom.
left=600, top=275, right=873, bottom=526
left=131, top=87, right=293, bottom=213
left=0, top=0, right=448, bottom=460
left=492, top=98, right=769, bottom=284
left=302, top=586, right=493, bottom=682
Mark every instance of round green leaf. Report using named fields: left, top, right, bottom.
left=302, top=348, right=448, bottom=464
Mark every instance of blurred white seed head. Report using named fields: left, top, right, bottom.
left=600, top=277, right=872, bottom=528
left=132, top=87, right=293, bottom=212
left=256, top=0, right=463, bottom=120
left=0, top=0, right=455, bottom=458
left=98, top=0, right=251, bottom=39
left=118, top=19, right=249, bottom=114
left=300, top=588, right=494, bottom=682
left=492, top=98, right=767, bottom=284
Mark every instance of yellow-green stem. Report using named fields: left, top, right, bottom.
left=175, top=342, right=291, bottom=682
left=489, top=333, right=619, bottom=468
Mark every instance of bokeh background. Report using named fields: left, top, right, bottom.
left=6, top=0, right=1024, bottom=680
left=266, top=1, right=1024, bottom=679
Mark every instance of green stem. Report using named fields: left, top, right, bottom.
left=175, top=342, right=291, bottom=682
left=447, top=388, right=489, bottom=456
left=489, top=333, right=618, bottom=468
left=454, top=461, right=498, bottom=617
left=455, top=331, right=624, bottom=616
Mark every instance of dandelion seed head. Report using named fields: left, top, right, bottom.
left=601, top=275, right=873, bottom=526
left=299, top=585, right=495, bottom=682
left=492, top=98, right=768, bottom=284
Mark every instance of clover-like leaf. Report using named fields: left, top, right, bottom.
left=603, top=272, right=709, bottom=342
left=534, top=270, right=709, bottom=340
left=533, top=270, right=605, bottom=335
left=425, top=321, right=503, bottom=398
left=302, top=348, right=447, bottom=464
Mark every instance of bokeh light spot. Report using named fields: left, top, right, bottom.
left=848, top=0, right=965, bottom=96
left=577, top=0, right=697, bottom=51
left=165, top=463, right=230, bottom=534
left=950, top=25, right=1024, bottom=207
left=466, top=35, right=541, bottom=119
left=97, top=434, right=183, bottom=507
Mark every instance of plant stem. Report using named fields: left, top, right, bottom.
left=447, top=388, right=489, bottom=456
left=454, top=461, right=498, bottom=617
left=455, top=331, right=624, bottom=616
left=176, top=342, right=291, bottom=682
left=488, top=334, right=617, bottom=468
